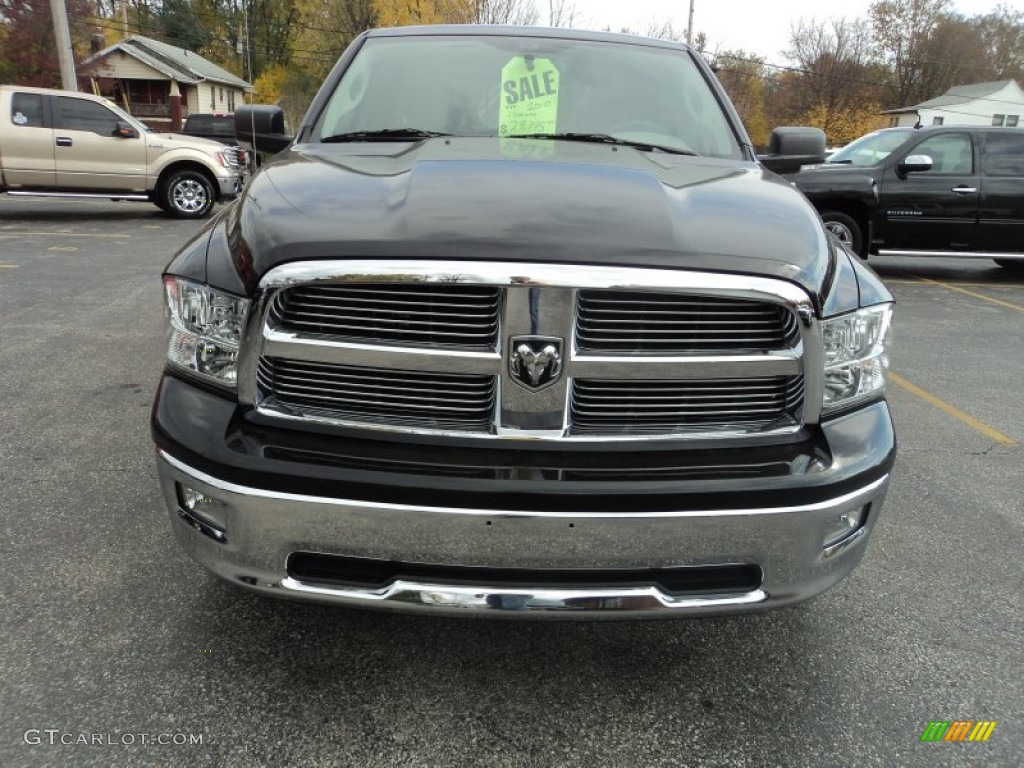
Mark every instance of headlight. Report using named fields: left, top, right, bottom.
left=821, top=304, right=892, bottom=413
left=164, top=277, right=249, bottom=388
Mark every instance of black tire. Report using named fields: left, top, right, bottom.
left=821, top=211, right=864, bottom=257
left=160, top=169, right=215, bottom=219
left=994, top=259, right=1024, bottom=272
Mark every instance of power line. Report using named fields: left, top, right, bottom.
left=11, top=4, right=1024, bottom=108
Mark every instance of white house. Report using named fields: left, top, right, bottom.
left=79, top=35, right=254, bottom=131
left=882, top=80, right=1024, bottom=128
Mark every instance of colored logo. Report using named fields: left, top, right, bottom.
left=920, top=721, right=997, bottom=742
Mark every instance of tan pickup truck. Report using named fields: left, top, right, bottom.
left=0, top=85, right=244, bottom=218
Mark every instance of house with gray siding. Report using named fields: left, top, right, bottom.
left=882, top=80, right=1024, bottom=128
left=79, top=35, right=253, bottom=131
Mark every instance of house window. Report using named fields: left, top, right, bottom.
left=228, top=91, right=236, bottom=111
left=220, top=88, right=225, bottom=102
left=932, top=117, right=944, bottom=126
left=210, top=87, right=216, bottom=110
left=992, top=114, right=1005, bottom=126
left=1007, top=115, right=1020, bottom=127
left=888, top=117, right=899, bottom=127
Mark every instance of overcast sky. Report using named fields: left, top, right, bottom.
left=561, top=0, right=1011, bottom=62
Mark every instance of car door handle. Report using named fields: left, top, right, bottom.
left=55, top=137, right=73, bottom=147
left=951, top=186, right=977, bottom=194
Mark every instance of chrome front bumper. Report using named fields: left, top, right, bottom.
left=217, top=174, right=243, bottom=199
left=156, top=450, right=890, bottom=618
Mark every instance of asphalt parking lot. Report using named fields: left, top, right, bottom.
left=1, top=195, right=1020, bottom=767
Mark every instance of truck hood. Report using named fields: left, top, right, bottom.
left=208, top=138, right=834, bottom=302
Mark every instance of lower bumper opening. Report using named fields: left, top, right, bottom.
left=286, top=552, right=763, bottom=596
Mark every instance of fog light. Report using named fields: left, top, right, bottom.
left=176, top=484, right=227, bottom=543
left=181, top=486, right=219, bottom=512
left=823, top=505, right=868, bottom=551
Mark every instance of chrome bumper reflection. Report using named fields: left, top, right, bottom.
left=217, top=174, right=243, bottom=198
left=281, top=577, right=767, bottom=614
left=156, top=449, right=890, bottom=618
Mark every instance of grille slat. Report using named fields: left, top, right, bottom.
left=571, top=376, right=804, bottom=434
left=576, top=290, right=799, bottom=354
left=258, top=358, right=495, bottom=430
left=274, top=284, right=501, bottom=349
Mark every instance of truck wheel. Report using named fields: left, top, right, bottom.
left=161, top=170, right=215, bottom=219
left=821, top=211, right=864, bottom=257
left=994, top=259, right=1024, bottom=272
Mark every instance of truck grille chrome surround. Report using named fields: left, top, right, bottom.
left=239, top=261, right=822, bottom=442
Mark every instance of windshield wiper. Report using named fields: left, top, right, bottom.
left=504, top=132, right=695, bottom=156
left=321, top=128, right=452, bottom=142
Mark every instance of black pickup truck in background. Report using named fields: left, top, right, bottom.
left=787, top=126, right=1024, bottom=271
left=180, top=113, right=236, bottom=144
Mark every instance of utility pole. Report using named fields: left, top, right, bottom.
left=50, top=0, right=78, bottom=91
left=687, top=0, right=695, bottom=46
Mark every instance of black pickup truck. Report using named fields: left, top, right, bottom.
left=787, top=126, right=1024, bottom=270
left=152, top=25, right=896, bottom=618
left=180, top=113, right=236, bottom=144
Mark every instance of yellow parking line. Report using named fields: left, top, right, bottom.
left=912, top=276, right=1024, bottom=312
left=888, top=372, right=1018, bottom=446
left=0, top=264, right=18, bottom=268
left=885, top=279, right=1024, bottom=288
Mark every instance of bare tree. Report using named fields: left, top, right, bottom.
left=783, top=17, right=884, bottom=142
left=469, top=0, right=539, bottom=25
left=976, top=4, right=1024, bottom=80
left=547, top=0, right=578, bottom=28
left=644, top=19, right=686, bottom=42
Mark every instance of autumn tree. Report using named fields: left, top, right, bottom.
left=870, top=0, right=950, bottom=107
left=713, top=51, right=771, bottom=147
left=782, top=17, right=883, bottom=143
left=0, top=0, right=96, bottom=87
left=910, top=13, right=997, bottom=103
left=292, top=0, right=376, bottom=80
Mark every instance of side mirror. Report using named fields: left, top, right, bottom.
left=235, top=105, right=293, bottom=154
left=114, top=121, right=138, bottom=139
left=759, top=127, right=827, bottom=175
left=897, top=154, right=933, bottom=176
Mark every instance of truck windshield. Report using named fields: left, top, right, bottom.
left=827, top=130, right=910, bottom=166
left=315, top=35, right=742, bottom=159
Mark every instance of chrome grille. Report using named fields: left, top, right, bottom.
left=271, top=284, right=500, bottom=349
left=570, top=376, right=805, bottom=435
left=576, top=290, right=800, bottom=353
left=257, top=357, right=496, bottom=431
left=242, top=261, right=821, bottom=441
left=221, top=145, right=247, bottom=168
